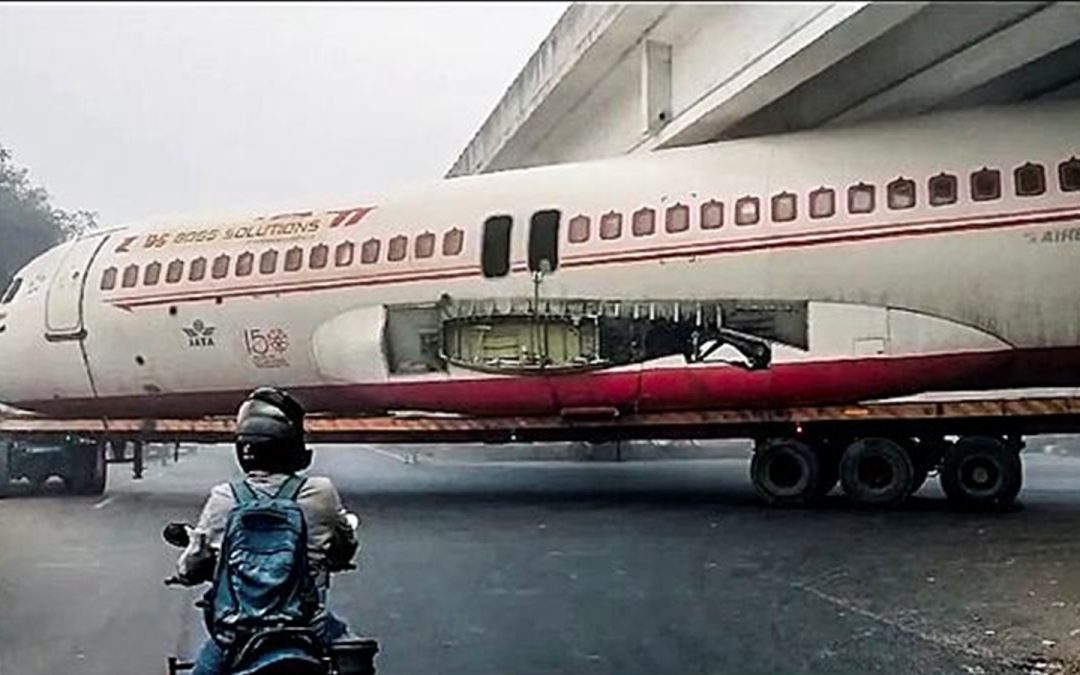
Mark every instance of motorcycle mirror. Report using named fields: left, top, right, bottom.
left=162, top=522, right=191, bottom=548
left=345, top=512, right=360, bottom=531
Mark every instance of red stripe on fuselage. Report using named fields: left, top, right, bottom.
left=18, top=347, right=1080, bottom=420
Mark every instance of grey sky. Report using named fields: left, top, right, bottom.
left=0, top=1, right=569, bottom=226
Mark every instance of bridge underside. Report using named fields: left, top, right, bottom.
left=448, top=2, right=1080, bottom=177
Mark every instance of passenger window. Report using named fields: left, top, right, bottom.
left=260, top=250, right=278, bottom=274
left=189, top=257, right=207, bottom=282
left=388, top=235, right=408, bottom=262
left=143, top=262, right=162, bottom=286
left=600, top=211, right=623, bottom=240
left=482, top=216, right=511, bottom=277
left=735, top=197, right=760, bottom=226
left=971, top=167, right=1001, bottom=201
left=809, top=188, right=835, bottom=219
left=1, top=276, right=22, bottom=303
left=528, top=209, right=560, bottom=272
left=442, top=228, right=463, bottom=256
left=1014, top=162, right=1046, bottom=197
left=166, top=260, right=184, bottom=284
left=771, top=192, right=797, bottom=222
left=415, top=233, right=435, bottom=259
left=568, top=215, right=590, bottom=243
left=284, top=247, right=303, bottom=272
left=211, top=254, right=230, bottom=279
left=928, top=173, right=957, bottom=206
left=665, top=205, right=689, bottom=233
left=626, top=208, right=652, bottom=237
left=122, top=264, right=139, bottom=288
left=848, top=183, right=875, bottom=214
left=100, top=268, right=117, bottom=291
left=361, top=238, right=380, bottom=264
left=310, top=244, right=329, bottom=269
left=335, top=242, right=355, bottom=267
left=700, top=200, right=723, bottom=229
left=236, top=252, right=254, bottom=277
left=1059, top=157, right=1080, bottom=192
left=887, top=177, right=916, bottom=210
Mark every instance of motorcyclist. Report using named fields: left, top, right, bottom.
left=175, top=386, right=359, bottom=675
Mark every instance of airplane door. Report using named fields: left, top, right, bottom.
left=527, top=209, right=560, bottom=275
left=44, top=233, right=110, bottom=339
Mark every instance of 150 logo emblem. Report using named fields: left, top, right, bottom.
left=244, top=328, right=290, bottom=369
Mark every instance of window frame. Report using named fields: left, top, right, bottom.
left=928, top=173, right=957, bottom=207
left=166, top=260, right=184, bottom=284
left=528, top=209, right=560, bottom=272
left=335, top=241, right=356, bottom=267
left=971, top=167, right=1002, bottom=202
left=235, top=252, right=254, bottom=277
left=700, top=200, right=724, bottom=230
left=122, top=264, right=140, bottom=288
left=600, top=211, right=623, bottom=240
left=284, top=247, right=304, bottom=272
left=100, top=268, right=117, bottom=291
left=1014, top=162, right=1046, bottom=197
left=260, top=250, right=279, bottom=275
left=310, top=244, right=329, bottom=269
left=808, top=187, right=835, bottom=219
left=847, top=183, right=876, bottom=215
left=361, top=238, right=381, bottom=264
left=414, top=232, right=436, bottom=260
left=481, top=215, right=512, bottom=277
left=567, top=215, right=590, bottom=244
left=886, top=177, right=916, bottom=211
left=442, top=228, right=464, bottom=256
left=143, top=262, right=162, bottom=286
left=189, top=257, right=207, bottom=282
left=387, top=235, right=408, bottom=263
left=735, top=196, right=760, bottom=226
left=1059, top=157, right=1080, bottom=192
left=664, top=204, right=689, bottom=234
left=771, top=192, right=797, bottom=223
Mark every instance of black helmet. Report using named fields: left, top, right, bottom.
left=234, top=387, right=312, bottom=473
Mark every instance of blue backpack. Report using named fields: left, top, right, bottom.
left=203, top=475, right=321, bottom=651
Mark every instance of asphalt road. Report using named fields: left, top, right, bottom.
left=3, top=443, right=1080, bottom=675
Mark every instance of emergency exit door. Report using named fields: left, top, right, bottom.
left=45, top=234, right=110, bottom=338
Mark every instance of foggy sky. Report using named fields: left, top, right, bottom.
left=0, top=2, right=570, bottom=226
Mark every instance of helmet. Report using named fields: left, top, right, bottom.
left=234, top=387, right=312, bottom=473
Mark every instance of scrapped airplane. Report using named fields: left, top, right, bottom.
left=1, top=100, right=1079, bottom=421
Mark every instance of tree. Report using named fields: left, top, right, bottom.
left=0, top=144, right=98, bottom=288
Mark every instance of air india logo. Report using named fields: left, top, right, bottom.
left=182, top=320, right=216, bottom=348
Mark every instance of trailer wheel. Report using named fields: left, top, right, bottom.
left=0, top=440, right=12, bottom=498
left=939, top=436, right=1021, bottom=510
left=67, top=442, right=107, bottom=496
left=839, top=437, right=915, bottom=507
left=750, top=438, right=823, bottom=507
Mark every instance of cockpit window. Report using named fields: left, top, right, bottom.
left=1, top=277, right=23, bottom=304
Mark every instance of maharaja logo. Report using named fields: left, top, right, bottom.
left=182, top=320, right=216, bottom=348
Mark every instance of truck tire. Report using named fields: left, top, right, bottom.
left=750, top=438, right=823, bottom=507
left=839, top=437, right=915, bottom=507
left=939, top=436, right=1021, bottom=510
left=68, top=442, right=107, bottom=496
left=0, top=440, right=12, bottom=498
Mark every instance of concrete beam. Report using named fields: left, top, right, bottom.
left=828, top=1, right=1080, bottom=125
left=643, top=2, right=927, bottom=151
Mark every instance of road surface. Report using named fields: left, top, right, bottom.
left=1, top=442, right=1080, bottom=674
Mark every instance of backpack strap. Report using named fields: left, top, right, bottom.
left=229, top=479, right=259, bottom=505
left=273, top=474, right=307, bottom=502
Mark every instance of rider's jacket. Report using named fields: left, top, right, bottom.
left=176, top=471, right=358, bottom=588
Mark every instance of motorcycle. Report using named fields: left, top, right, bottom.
left=162, top=515, right=378, bottom=675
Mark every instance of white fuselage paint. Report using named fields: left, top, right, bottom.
left=0, top=100, right=1078, bottom=417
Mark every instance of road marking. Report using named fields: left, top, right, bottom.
left=357, top=445, right=414, bottom=464
left=93, top=496, right=115, bottom=509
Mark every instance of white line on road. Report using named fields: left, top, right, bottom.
left=357, top=445, right=415, bottom=464
left=92, top=496, right=115, bottom=509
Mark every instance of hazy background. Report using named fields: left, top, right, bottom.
left=0, top=2, right=569, bottom=226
